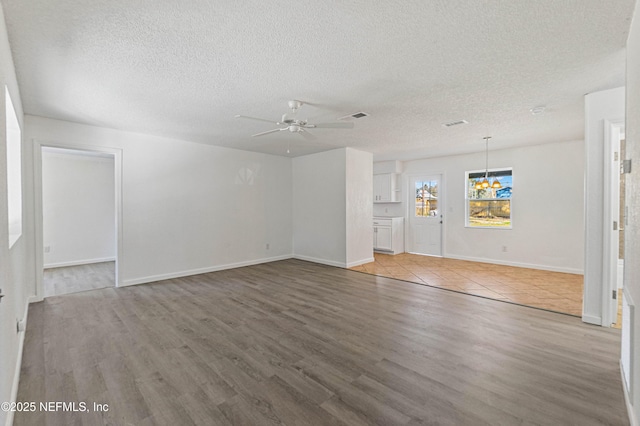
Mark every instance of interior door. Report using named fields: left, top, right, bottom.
left=409, top=175, right=442, bottom=256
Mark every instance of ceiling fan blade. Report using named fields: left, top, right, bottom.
left=252, top=128, right=286, bottom=137
left=298, top=129, right=316, bottom=140
left=235, top=115, right=279, bottom=125
left=309, top=122, right=355, bottom=129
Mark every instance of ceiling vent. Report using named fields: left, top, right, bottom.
left=339, top=112, right=369, bottom=120
left=442, top=119, right=468, bottom=127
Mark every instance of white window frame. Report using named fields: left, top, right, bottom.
left=465, top=167, right=512, bottom=229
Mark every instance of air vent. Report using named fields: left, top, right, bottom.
left=442, top=120, right=468, bottom=127
left=339, top=112, right=370, bottom=120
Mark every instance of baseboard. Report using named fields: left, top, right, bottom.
left=621, top=359, right=638, bottom=426
left=375, top=249, right=405, bottom=255
left=5, top=299, right=29, bottom=426
left=28, top=295, right=43, bottom=304
left=582, top=314, right=602, bottom=325
left=444, top=254, right=583, bottom=275
left=44, top=257, right=115, bottom=269
left=346, top=257, right=374, bottom=268
left=292, top=255, right=346, bottom=268
left=120, top=254, right=293, bottom=287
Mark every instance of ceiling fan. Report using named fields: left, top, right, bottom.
left=235, top=100, right=354, bottom=139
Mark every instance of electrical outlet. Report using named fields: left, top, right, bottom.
left=502, top=245, right=508, bottom=252
left=385, top=208, right=388, bottom=213
left=266, top=243, right=270, bottom=250
left=44, top=246, right=51, bottom=253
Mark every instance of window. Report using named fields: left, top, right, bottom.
left=415, top=179, right=438, bottom=217
left=466, top=168, right=512, bottom=228
left=6, top=86, right=22, bottom=247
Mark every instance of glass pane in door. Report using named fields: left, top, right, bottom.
left=415, top=180, right=438, bottom=217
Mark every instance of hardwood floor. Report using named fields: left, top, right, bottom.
left=16, top=259, right=627, bottom=425
left=44, top=262, right=115, bottom=297
left=351, top=253, right=584, bottom=316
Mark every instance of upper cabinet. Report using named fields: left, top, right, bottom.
left=373, top=173, right=400, bottom=203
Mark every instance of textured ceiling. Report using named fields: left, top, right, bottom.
left=1, top=0, right=636, bottom=159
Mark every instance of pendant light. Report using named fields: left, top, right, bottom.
left=480, top=136, right=491, bottom=189
left=474, top=137, right=486, bottom=191
left=489, top=136, right=501, bottom=189
left=479, top=136, right=502, bottom=190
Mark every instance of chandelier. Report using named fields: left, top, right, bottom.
left=475, top=136, right=502, bottom=190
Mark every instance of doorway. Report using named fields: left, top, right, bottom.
left=34, top=142, right=122, bottom=299
left=408, top=175, right=443, bottom=256
left=616, top=138, right=626, bottom=327
left=604, top=121, right=626, bottom=327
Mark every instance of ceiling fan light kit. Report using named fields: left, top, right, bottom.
left=235, top=100, right=354, bottom=139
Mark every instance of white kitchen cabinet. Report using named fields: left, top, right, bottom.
left=373, top=217, right=404, bottom=254
left=373, top=173, right=399, bottom=203
left=374, top=224, right=393, bottom=251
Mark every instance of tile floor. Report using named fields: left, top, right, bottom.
left=350, top=253, right=584, bottom=317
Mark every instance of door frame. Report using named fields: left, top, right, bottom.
left=33, top=139, right=123, bottom=301
left=602, top=120, right=625, bottom=326
left=406, top=172, right=446, bottom=257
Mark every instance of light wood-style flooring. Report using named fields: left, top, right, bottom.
left=17, top=259, right=627, bottom=425
left=351, top=253, right=584, bottom=316
left=44, top=262, right=115, bottom=297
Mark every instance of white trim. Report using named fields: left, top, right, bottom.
left=33, top=139, right=124, bottom=301
left=582, top=314, right=602, bottom=325
left=444, top=253, right=583, bottom=275
left=465, top=167, right=513, bottom=229
left=622, top=360, right=639, bottom=426
left=603, top=119, right=625, bottom=327
left=44, top=257, right=116, bottom=269
left=6, top=86, right=23, bottom=250
left=346, top=257, right=374, bottom=268
left=5, top=299, right=29, bottom=426
left=292, top=255, right=346, bottom=268
left=407, top=252, right=443, bottom=258
left=120, top=254, right=293, bottom=287
left=622, top=288, right=635, bottom=403
left=463, top=225, right=513, bottom=230
left=28, top=295, right=42, bottom=304
left=406, top=172, right=446, bottom=256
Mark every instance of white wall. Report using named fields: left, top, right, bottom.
left=346, top=148, right=373, bottom=267
left=376, top=140, right=585, bottom=273
left=583, top=87, right=626, bottom=325
left=42, top=149, right=115, bottom=267
left=293, top=147, right=373, bottom=267
left=623, top=2, right=640, bottom=423
left=0, top=3, right=31, bottom=426
left=26, top=115, right=293, bottom=287
left=292, top=148, right=347, bottom=266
